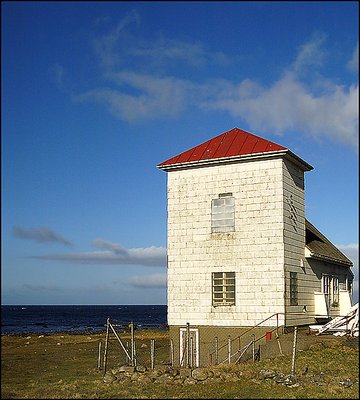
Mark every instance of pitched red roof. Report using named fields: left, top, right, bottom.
left=158, top=127, right=287, bottom=168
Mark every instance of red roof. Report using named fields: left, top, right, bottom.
left=158, top=127, right=287, bottom=168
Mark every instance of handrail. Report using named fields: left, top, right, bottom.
left=217, top=324, right=281, bottom=365
left=209, top=312, right=281, bottom=359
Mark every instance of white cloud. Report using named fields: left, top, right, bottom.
left=94, top=9, right=141, bottom=69
left=128, top=273, right=167, bottom=289
left=49, top=63, right=65, bottom=90
left=337, top=243, right=359, bottom=303
left=22, top=284, right=61, bottom=292
left=31, top=240, right=166, bottom=267
left=76, top=20, right=359, bottom=150
left=202, top=72, right=359, bottom=149
left=292, top=32, right=327, bottom=73
left=74, top=72, right=191, bottom=121
left=13, top=226, right=72, bottom=246
left=347, top=42, right=359, bottom=73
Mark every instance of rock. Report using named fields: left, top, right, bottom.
left=273, top=373, right=286, bottom=383
left=154, top=374, right=173, bottom=385
left=192, top=368, right=208, bottom=381
left=183, top=377, right=197, bottom=385
left=259, top=369, right=276, bottom=379
left=115, top=374, right=131, bottom=383
left=179, top=368, right=192, bottom=378
left=119, top=365, right=136, bottom=375
left=339, top=378, right=354, bottom=387
left=140, top=343, right=148, bottom=348
left=103, top=371, right=117, bottom=383
left=148, top=369, right=162, bottom=379
left=313, top=372, right=325, bottom=383
left=166, top=367, right=180, bottom=377
left=137, top=374, right=153, bottom=384
left=130, top=372, right=140, bottom=382
left=222, top=372, right=239, bottom=382
left=135, top=365, right=147, bottom=373
left=284, top=375, right=297, bottom=386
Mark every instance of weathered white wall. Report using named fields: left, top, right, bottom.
left=299, top=257, right=353, bottom=321
left=281, top=159, right=310, bottom=326
left=167, top=158, right=288, bottom=327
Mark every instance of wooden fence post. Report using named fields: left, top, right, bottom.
left=290, top=326, right=298, bottom=375
left=97, top=340, right=102, bottom=371
left=102, top=317, right=110, bottom=377
left=252, top=334, right=256, bottom=363
left=150, top=339, right=155, bottom=370
left=276, top=332, right=284, bottom=355
left=130, top=321, right=135, bottom=367
left=215, top=336, right=219, bottom=365
left=186, top=323, right=190, bottom=368
left=228, top=336, right=231, bottom=364
left=170, top=339, right=174, bottom=367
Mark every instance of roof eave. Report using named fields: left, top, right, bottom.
left=305, top=250, right=353, bottom=267
left=157, top=149, right=313, bottom=172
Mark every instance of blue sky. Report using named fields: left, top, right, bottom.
left=2, top=1, right=358, bottom=305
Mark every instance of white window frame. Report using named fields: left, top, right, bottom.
left=211, top=193, right=235, bottom=233
left=322, top=274, right=339, bottom=308
left=212, top=271, right=235, bottom=306
left=332, top=276, right=339, bottom=306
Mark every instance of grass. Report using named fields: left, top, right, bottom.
left=1, top=330, right=358, bottom=399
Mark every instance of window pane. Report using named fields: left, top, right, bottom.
left=211, top=195, right=235, bottom=233
left=212, top=272, right=235, bottom=306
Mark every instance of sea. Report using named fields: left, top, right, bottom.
left=1, top=305, right=168, bottom=335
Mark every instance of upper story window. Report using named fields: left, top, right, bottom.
left=211, top=193, right=235, bottom=233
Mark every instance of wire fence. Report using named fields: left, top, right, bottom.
left=98, top=311, right=357, bottom=372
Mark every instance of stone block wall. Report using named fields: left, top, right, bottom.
left=167, top=158, right=288, bottom=327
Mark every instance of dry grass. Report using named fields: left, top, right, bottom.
left=1, top=330, right=358, bottom=399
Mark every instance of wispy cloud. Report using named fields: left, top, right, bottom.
left=337, top=243, right=359, bottom=302
left=49, top=63, right=65, bottom=91
left=292, top=32, right=327, bottom=73
left=13, top=226, right=72, bottom=246
left=22, top=283, right=62, bottom=292
left=74, top=16, right=359, bottom=150
left=347, top=42, right=359, bottom=73
left=201, top=34, right=359, bottom=149
left=93, top=11, right=229, bottom=71
left=94, top=9, right=141, bottom=69
left=74, top=72, right=191, bottom=121
left=128, top=273, right=167, bottom=289
left=31, top=240, right=166, bottom=267
left=202, top=71, right=359, bottom=149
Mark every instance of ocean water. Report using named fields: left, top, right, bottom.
left=1, top=305, right=168, bottom=335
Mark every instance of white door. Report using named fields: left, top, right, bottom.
left=179, top=328, right=199, bottom=368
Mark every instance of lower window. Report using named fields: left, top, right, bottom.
left=212, top=272, right=235, bottom=306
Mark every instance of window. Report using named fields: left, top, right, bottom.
left=212, top=272, right=235, bottom=306
left=211, top=193, right=235, bottom=233
left=322, top=275, right=330, bottom=296
left=322, top=274, right=339, bottom=307
left=290, top=272, right=298, bottom=305
left=332, top=277, right=339, bottom=306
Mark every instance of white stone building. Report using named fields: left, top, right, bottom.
left=157, top=127, right=354, bottom=367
